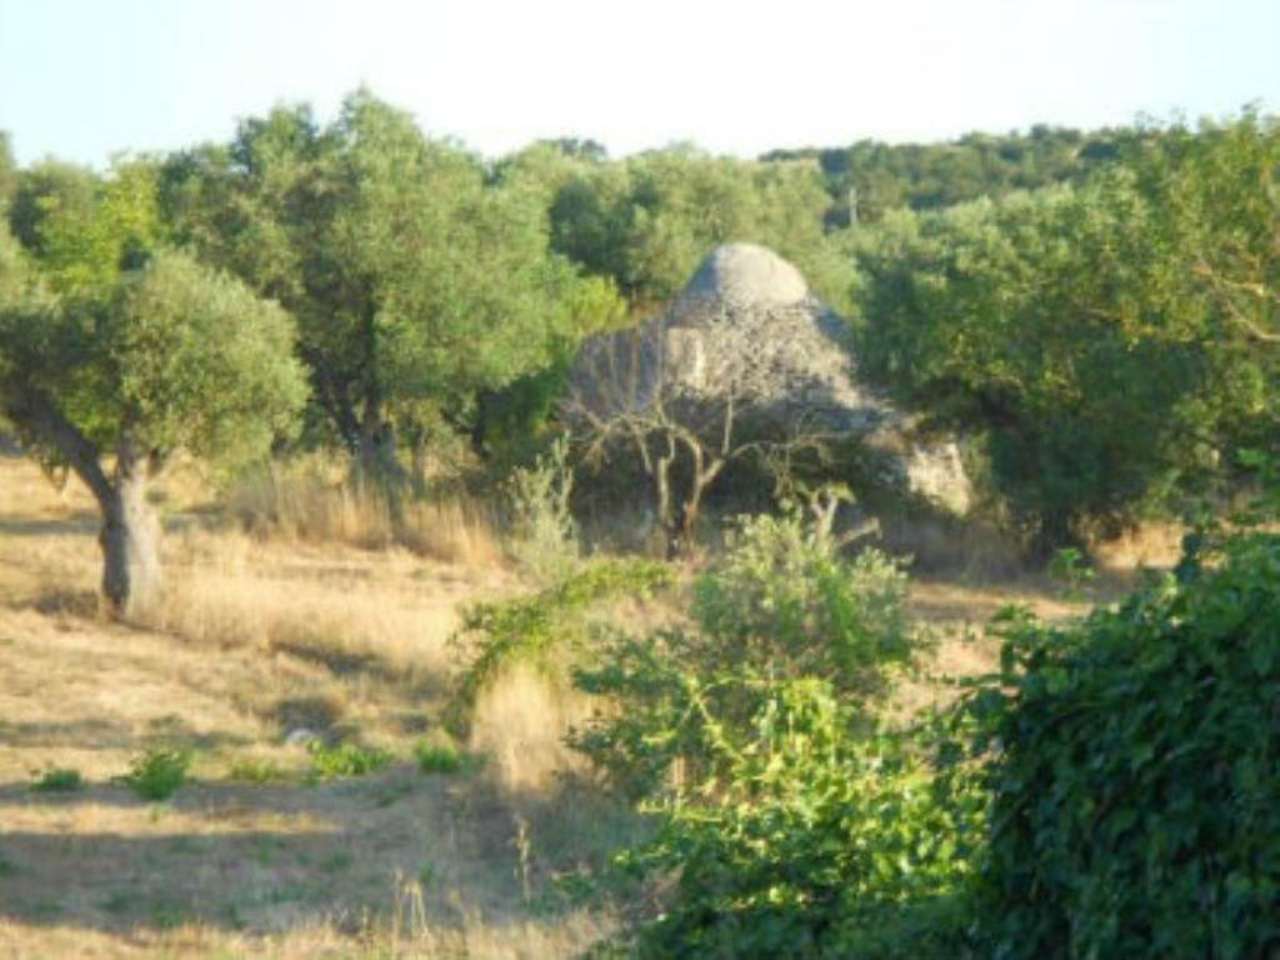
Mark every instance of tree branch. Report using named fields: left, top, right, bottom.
left=3, top=388, right=113, bottom=508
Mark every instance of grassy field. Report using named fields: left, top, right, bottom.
left=0, top=454, right=1175, bottom=959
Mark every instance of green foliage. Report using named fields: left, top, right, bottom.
left=306, top=741, right=395, bottom=782
left=764, top=125, right=1138, bottom=225
left=226, top=757, right=290, bottom=784
left=30, top=767, right=84, bottom=793
left=122, top=748, right=192, bottom=801
left=445, top=557, right=674, bottom=737
left=964, top=531, right=1280, bottom=958
left=1046, top=546, right=1094, bottom=601
left=853, top=113, right=1280, bottom=550
left=7, top=160, right=98, bottom=257
left=106, top=251, right=308, bottom=465
left=504, top=434, right=579, bottom=582
left=694, top=511, right=913, bottom=693
left=0, top=132, right=16, bottom=212
left=547, top=146, right=852, bottom=310
left=571, top=511, right=916, bottom=797
left=161, top=90, right=611, bottom=473
left=570, top=512, right=974, bottom=957
left=619, top=682, right=981, bottom=959
left=0, top=242, right=307, bottom=473
left=414, top=741, right=483, bottom=776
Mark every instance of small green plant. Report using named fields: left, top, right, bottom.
left=1047, top=545, right=1095, bottom=600
left=122, top=748, right=192, bottom=801
left=31, top=766, right=84, bottom=793
left=414, top=741, right=483, bottom=775
left=306, top=741, right=394, bottom=782
left=227, top=757, right=290, bottom=784
left=446, top=557, right=673, bottom=736
left=505, top=434, right=579, bottom=583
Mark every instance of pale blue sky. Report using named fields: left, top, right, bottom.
left=1, top=0, right=1276, bottom=168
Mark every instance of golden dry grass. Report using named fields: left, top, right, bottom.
left=0, top=451, right=1183, bottom=958
left=0, top=455, right=620, bottom=959
left=227, top=457, right=503, bottom=568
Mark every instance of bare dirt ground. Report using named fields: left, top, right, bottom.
left=0, top=455, right=1175, bottom=958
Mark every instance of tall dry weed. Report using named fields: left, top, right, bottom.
left=227, top=457, right=501, bottom=567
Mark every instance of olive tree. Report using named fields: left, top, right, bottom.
left=161, top=91, right=606, bottom=493
left=852, top=113, right=1280, bottom=551
left=0, top=228, right=307, bottom=616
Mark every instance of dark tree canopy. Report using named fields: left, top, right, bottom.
left=851, top=113, right=1280, bottom=549
left=160, top=90, right=619, bottom=484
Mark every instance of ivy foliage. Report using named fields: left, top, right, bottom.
left=965, top=530, right=1280, bottom=958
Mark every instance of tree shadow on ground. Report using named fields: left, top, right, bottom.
left=0, top=766, right=576, bottom=941
left=0, top=512, right=99, bottom=538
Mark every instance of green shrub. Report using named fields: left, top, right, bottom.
left=568, top=511, right=975, bottom=956
left=614, top=680, right=982, bottom=959
left=571, top=510, right=919, bottom=798
left=122, top=748, right=192, bottom=801
left=414, top=741, right=483, bottom=775
left=693, top=511, right=913, bottom=694
left=306, top=741, right=394, bottom=782
left=965, top=531, right=1280, bottom=958
left=31, top=767, right=84, bottom=793
left=445, top=557, right=673, bottom=737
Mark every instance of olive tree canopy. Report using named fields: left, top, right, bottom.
left=0, top=223, right=307, bottom=616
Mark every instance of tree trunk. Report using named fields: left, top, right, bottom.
left=99, top=443, right=161, bottom=619
left=2, top=390, right=162, bottom=620
left=355, top=399, right=408, bottom=532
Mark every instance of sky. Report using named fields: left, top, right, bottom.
left=1, top=0, right=1277, bottom=169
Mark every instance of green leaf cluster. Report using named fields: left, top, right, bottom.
left=965, top=532, right=1280, bottom=957
left=445, top=557, right=674, bottom=737
left=619, top=681, right=981, bottom=959
left=852, top=113, right=1280, bottom=550
left=571, top=511, right=917, bottom=798
left=568, top=513, right=974, bottom=957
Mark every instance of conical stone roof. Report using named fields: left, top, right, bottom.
left=569, top=244, right=972, bottom=515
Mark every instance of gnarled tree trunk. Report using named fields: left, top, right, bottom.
left=4, top=391, right=163, bottom=620
left=99, top=442, right=161, bottom=618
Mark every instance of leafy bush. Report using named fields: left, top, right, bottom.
left=852, top=115, right=1280, bottom=551
left=414, top=741, right=483, bottom=776
left=306, top=741, right=394, bottom=782
left=615, top=680, right=982, bottom=959
left=31, top=767, right=83, bottom=793
left=693, top=511, right=912, bottom=694
left=445, top=557, right=673, bottom=737
left=566, top=511, right=977, bottom=957
left=571, top=510, right=918, bottom=798
left=122, top=748, right=192, bottom=801
left=964, top=531, right=1280, bottom=958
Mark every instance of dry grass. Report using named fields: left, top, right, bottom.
left=0, top=450, right=1188, bottom=958
left=228, top=456, right=504, bottom=568
left=0, top=455, right=624, bottom=959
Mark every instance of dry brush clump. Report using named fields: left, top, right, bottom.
left=226, top=456, right=502, bottom=568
